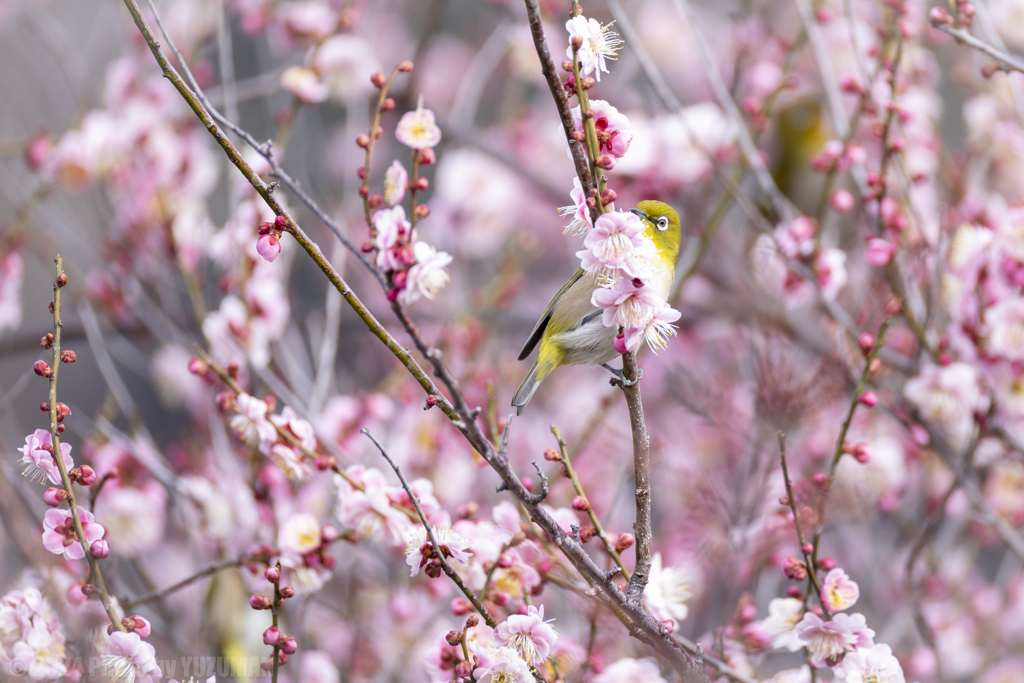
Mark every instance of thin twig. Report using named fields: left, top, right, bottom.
left=123, top=557, right=247, bottom=609
left=46, top=257, right=125, bottom=632
left=932, top=21, right=1024, bottom=74
left=361, top=428, right=497, bottom=627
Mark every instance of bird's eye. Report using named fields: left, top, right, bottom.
left=656, top=217, right=669, bottom=231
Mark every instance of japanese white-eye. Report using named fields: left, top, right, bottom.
left=512, top=200, right=682, bottom=414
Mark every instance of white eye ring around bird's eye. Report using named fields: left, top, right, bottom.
left=656, top=217, right=669, bottom=231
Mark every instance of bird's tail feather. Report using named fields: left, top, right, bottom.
left=512, top=362, right=541, bottom=416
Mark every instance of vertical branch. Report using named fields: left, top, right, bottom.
left=622, top=351, right=652, bottom=603
left=271, top=560, right=281, bottom=683
left=47, top=257, right=125, bottom=632
left=522, top=0, right=597, bottom=218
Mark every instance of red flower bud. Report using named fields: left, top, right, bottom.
left=40, top=402, right=49, bottom=412
left=425, top=395, right=438, bottom=410
left=40, top=333, right=54, bottom=349
left=858, top=332, right=875, bottom=356
left=56, top=272, right=68, bottom=288
left=90, top=540, right=109, bottom=559
left=783, top=557, right=808, bottom=580
left=561, top=60, right=574, bottom=72
left=356, top=134, right=370, bottom=149
left=596, top=155, right=615, bottom=170
left=455, top=661, right=473, bottom=678
left=356, top=167, right=365, bottom=179
left=397, top=61, right=414, bottom=73
left=852, top=442, right=871, bottom=464
left=543, top=448, right=561, bottom=462
left=614, top=533, right=634, bottom=553
left=370, top=72, right=386, bottom=88
left=858, top=391, right=878, bottom=407
left=250, top=593, right=273, bottom=610
left=416, top=148, right=436, bottom=165
left=265, top=566, right=281, bottom=583
left=801, top=542, right=813, bottom=555
left=579, top=525, right=595, bottom=542
left=414, top=177, right=429, bottom=191
left=381, top=98, right=396, bottom=112
left=786, top=585, right=804, bottom=599
left=450, top=598, right=472, bottom=615
left=34, top=360, right=53, bottom=378
left=581, top=76, right=596, bottom=90
left=71, top=465, right=96, bottom=486
left=572, top=496, right=591, bottom=512
left=66, top=584, right=87, bottom=606
left=279, top=586, right=295, bottom=599
left=368, top=194, right=383, bottom=209
left=315, top=455, right=337, bottom=471
left=817, top=556, right=836, bottom=571
left=263, top=626, right=281, bottom=646
left=445, top=630, right=463, bottom=646
left=415, top=204, right=430, bottom=220
left=571, top=35, right=583, bottom=50
left=43, top=488, right=68, bottom=507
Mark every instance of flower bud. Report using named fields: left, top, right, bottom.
left=852, top=442, right=871, bottom=464
left=491, top=590, right=511, bottom=606
left=279, top=586, right=295, bottom=599
left=572, top=496, right=591, bottom=512
left=416, top=148, right=436, bottom=165
left=813, top=473, right=827, bottom=486
left=858, top=332, right=875, bottom=356
left=321, top=524, right=339, bottom=543
left=40, top=333, right=54, bottom=349
left=415, top=204, right=430, bottom=220
left=425, top=395, right=438, bottom=410
left=596, top=155, right=615, bottom=170
left=34, top=360, right=53, bottom=378
left=356, top=167, right=365, bottom=179
left=370, top=72, right=386, bottom=88
left=817, top=556, right=836, bottom=571
left=445, top=630, right=463, bottom=646
left=601, top=189, right=616, bottom=206
left=265, top=566, right=281, bottom=583
left=414, top=177, right=429, bottom=191
left=786, top=585, right=804, bottom=600
left=929, top=7, right=952, bottom=25
left=571, top=131, right=586, bottom=143
left=614, top=533, right=634, bottom=553
left=543, top=448, right=561, bottom=462
left=397, top=61, right=414, bottom=72
left=187, top=358, right=209, bottom=376
left=571, top=35, right=583, bottom=50
left=57, top=272, right=68, bottom=288
left=250, top=593, right=273, bottom=610
left=81, top=584, right=97, bottom=597
left=356, top=134, right=370, bottom=149
left=368, top=194, right=383, bottom=209
left=57, top=424, right=65, bottom=434
left=227, top=361, right=240, bottom=379
left=56, top=402, right=71, bottom=422
left=128, top=615, right=152, bottom=638
left=561, top=60, right=574, bottom=72
left=455, top=660, right=473, bottom=678
left=581, top=76, right=596, bottom=90
left=521, top=476, right=533, bottom=491
left=783, top=557, right=807, bottom=581
left=801, top=542, right=813, bottom=555
left=869, top=358, right=881, bottom=375
left=66, top=584, right=88, bottom=606
left=381, top=98, right=396, bottom=112
left=263, top=626, right=281, bottom=646
left=60, top=350, right=76, bottom=363
left=579, top=526, right=596, bottom=542
left=450, top=598, right=472, bottom=615
left=857, top=391, right=878, bottom=407
left=43, top=488, right=68, bottom=507
left=830, top=189, right=854, bottom=213
left=90, top=540, right=109, bottom=559
left=281, top=637, right=298, bottom=655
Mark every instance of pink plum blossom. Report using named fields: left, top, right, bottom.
left=559, top=177, right=592, bottom=237
left=986, top=299, right=1024, bottom=360
left=473, top=646, right=533, bottom=683
left=372, top=206, right=413, bottom=272
left=494, top=604, right=558, bottom=664
left=335, top=466, right=411, bottom=546
left=592, top=277, right=665, bottom=329
left=101, top=631, right=162, bottom=683
left=797, top=611, right=875, bottom=668
left=269, top=406, right=317, bottom=452
left=571, top=100, right=633, bottom=158
left=576, top=210, right=647, bottom=279
left=256, top=232, right=281, bottom=262
left=92, top=483, right=166, bottom=557
left=17, top=430, right=73, bottom=486
left=41, top=508, right=105, bottom=561
left=821, top=567, right=860, bottom=612
left=622, top=302, right=682, bottom=354
left=404, top=525, right=472, bottom=577
left=10, top=623, right=67, bottom=682
left=904, top=362, right=988, bottom=426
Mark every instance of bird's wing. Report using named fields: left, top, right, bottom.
left=517, top=267, right=587, bottom=361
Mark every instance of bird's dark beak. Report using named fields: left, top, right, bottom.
left=629, top=208, right=648, bottom=220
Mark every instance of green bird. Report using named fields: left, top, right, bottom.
left=512, top=200, right=682, bottom=415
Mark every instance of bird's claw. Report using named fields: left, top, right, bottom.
left=602, top=364, right=643, bottom=387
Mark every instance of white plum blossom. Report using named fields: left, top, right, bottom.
left=383, top=160, right=408, bottom=207
left=559, top=177, right=592, bottom=237
left=834, top=644, right=906, bottom=683
left=797, top=612, right=875, bottom=668
left=401, top=242, right=453, bottom=304
left=986, top=299, right=1024, bottom=360
left=577, top=211, right=647, bottom=279
left=473, top=646, right=533, bottom=683
left=395, top=106, right=442, bottom=150
left=565, top=15, right=623, bottom=82
left=404, top=525, right=473, bottom=577
left=279, top=513, right=323, bottom=555
left=642, top=553, right=693, bottom=629
left=229, top=393, right=277, bottom=447
left=17, top=430, right=73, bottom=486
left=592, top=657, right=668, bottom=683
left=762, top=598, right=806, bottom=652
